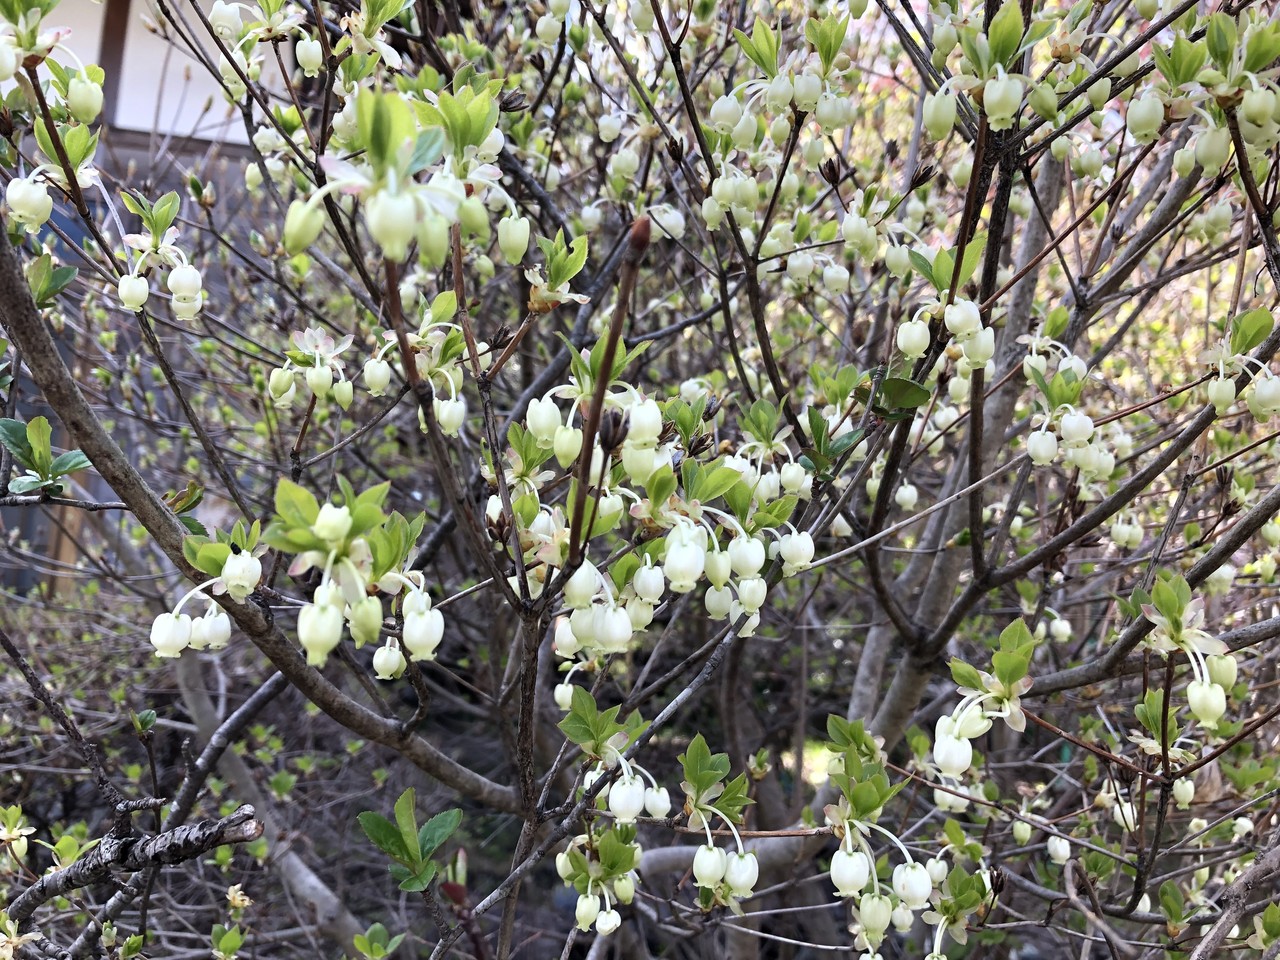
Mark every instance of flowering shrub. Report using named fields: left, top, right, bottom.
left=1, top=0, right=1280, bottom=958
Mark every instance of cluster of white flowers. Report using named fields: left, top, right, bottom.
left=149, top=549, right=259, bottom=658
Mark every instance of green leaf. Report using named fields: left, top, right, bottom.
left=274, top=478, right=321, bottom=527
left=1205, top=13, right=1237, bottom=70
left=557, top=686, right=624, bottom=759
left=734, top=19, right=779, bottom=77
left=987, top=0, right=1025, bottom=67
left=909, top=248, right=940, bottom=288
left=0, top=418, right=34, bottom=469
left=957, top=232, right=987, bottom=289
left=1229, top=308, right=1272, bottom=357
left=1158, top=879, right=1185, bottom=923
left=596, top=827, right=640, bottom=876
left=949, top=658, right=986, bottom=692
left=679, top=733, right=731, bottom=797
left=645, top=465, right=677, bottom=507
left=396, top=863, right=438, bottom=891
left=394, top=788, right=421, bottom=862
left=1244, top=25, right=1280, bottom=72
left=151, top=192, right=180, bottom=236
left=8, top=474, right=47, bottom=494
left=431, top=290, right=458, bottom=323
left=715, top=772, right=754, bottom=823
left=694, top=464, right=744, bottom=503
left=879, top=377, right=931, bottom=410
left=417, top=808, right=462, bottom=859
left=179, top=515, right=208, bottom=536
left=49, top=449, right=91, bottom=477
left=849, top=780, right=882, bottom=817
left=25, top=416, right=53, bottom=476
left=357, top=811, right=410, bottom=863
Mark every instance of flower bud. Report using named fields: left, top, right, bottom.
left=574, top=894, right=600, bottom=931
left=923, top=91, right=956, bottom=140
left=944, top=299, right=981, bottom=341
left=1206, top=654, right=1237, bottom=689
left=372, top=639, right=406, bottom=680
left=299, top=601, right=343, bottom=665
left=167, top=264, right=203, bottom=298
left=1187, top=679, right=1226, bottom=726
left=403, top=608, right=444, bottom=661
left=284, top=199, right=325, bottom=255
left=1027, top=429, right=1058, bottom=465
left=348, top=595, right=383, bottom=646
left=859, top=892, right=893, bottom=942
left=793, top=72, right=822, bottom=112
left=765, top=74, right=794, bottom=112
left=595, top=909, right=621, bottom=935
left=1129, top=94, right=1164, bottom=143
left=222, top=550, right=262, bottom=602
left=67, top=76, right=104, bottom=124
left=553, top=426, right=584, bottom=468
left=498, top=215, right=531, bottom=263
left=644, top=785, right=671, bottom=817
left=296, top=36, right=323, bottom=76
left=609, top=774, right=646, bottom=823
left=709, top=94, right=743, bottom=133
left=725, top=852, right=759, bottom=897
left=1012, top=820, right=1032, bottom=844
left=693, top=843, right=728, bottom=887
left=1047, top=835, right=1071, bottom=864
left=896, top=318, right=930, bottom=359
left=366, top=190, right=418, bottom=260
left=830, top=848, right=870, bottom=896
left=983, top=73, right=1024, bottom=130
left=892, top=861, right=933, bottom=910
left=150, top=612, right=192, bottom=658
left=313, top=503, right=353, bottom=543
left=536, top=13, right=563, bottom=44
left=117, top=274, right=149, bottom=311
left=1173, top=777, right=1195, bottom=809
